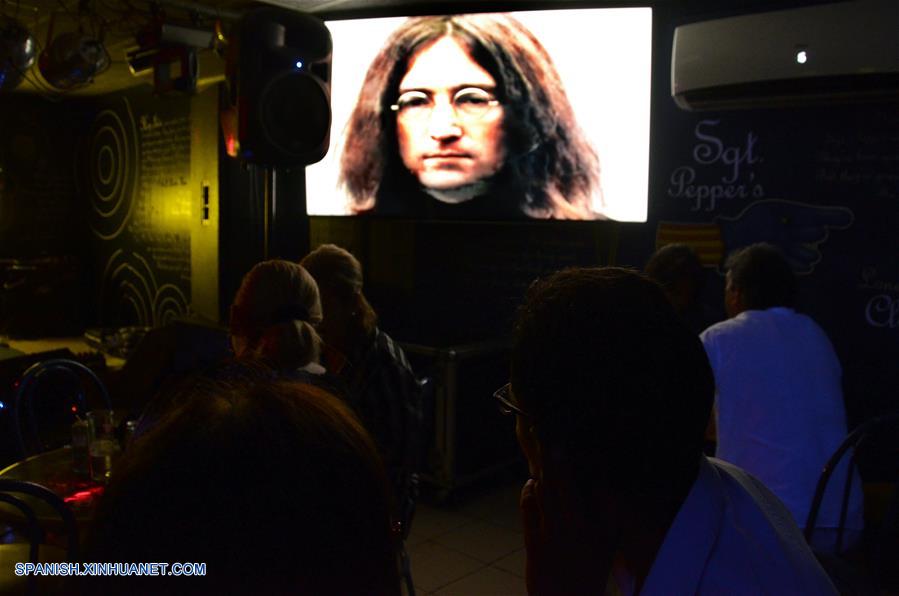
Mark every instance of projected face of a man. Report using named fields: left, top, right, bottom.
left=394, top=36, right=506, bottom=203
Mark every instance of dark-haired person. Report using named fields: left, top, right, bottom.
left=80, top=368, right=401, bottom=595
left=509, top=267, right=836, bottom=594
left=339, top=13, right=604, bottom=220
left=701, top=243, right=863, bottom=553
left=300, top=244, right=422, bottom=523
left=644, top=242, right=715, bottom=334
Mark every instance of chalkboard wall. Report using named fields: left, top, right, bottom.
left=76, top=86, right=221, bottom=328
left=0, top=86, right=220, bottom=334
left=621, top=4, right=899, bottom=430
left=615, top=101, right=899, bottom=428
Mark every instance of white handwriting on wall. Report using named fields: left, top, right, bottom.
left=866, top=296, right=899, bottom=328
left=860, top=267, right=899, bottom=329
left=668, top=120, right=765, bottom=212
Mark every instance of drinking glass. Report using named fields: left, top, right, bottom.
left=86, top=410, right=121, bottom=483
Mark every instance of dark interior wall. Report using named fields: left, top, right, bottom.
left=218, top=158, right=310, bottom=324
left=307, top=218, right=619, bottom=344
left=0, top=85, right=220, bottom=334
left=0, top=96, right=86, bottom=257
left=0, top=95, right=92, bottom=336
left=78, top=85, right=221, bottom=328
left=615, top=98, right=899, bottom=424
left=616, top=5, right=899, bottom=430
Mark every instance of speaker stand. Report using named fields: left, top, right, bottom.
left=262, top=166, right=277, bottom=260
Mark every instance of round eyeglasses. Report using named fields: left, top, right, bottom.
left=390, top=87, right=499, bottom=122
left=493, top=382, right=531, bottom=418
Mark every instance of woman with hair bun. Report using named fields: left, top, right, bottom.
left=229, top=259, right=326, bottom=374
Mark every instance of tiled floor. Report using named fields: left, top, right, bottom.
left=405, top=474, right=528, bottom=595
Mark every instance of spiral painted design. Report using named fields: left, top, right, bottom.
left=81, top=99, right=139, bottom=240
left=100, top=250, right=190, bottom=327
left=154, top=283, right=190, bottom=326
left=100, top=250, right=153, bottom=326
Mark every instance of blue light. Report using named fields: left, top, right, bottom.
left=0, top=400, right=6, bottom=411
left=295, top=60, right=303, bottom=70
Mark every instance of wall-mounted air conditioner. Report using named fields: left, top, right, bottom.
left=671, top=0, right=899, bottom=110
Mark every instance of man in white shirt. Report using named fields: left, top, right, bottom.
left=507, top=267, right=836, bottom=594
left=701, top=243, right=863, bottom=553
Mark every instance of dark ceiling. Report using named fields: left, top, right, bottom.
left=2, top=0, right=259, bottom=97
left=7, top=0, right=646, bottom=97
left=2, top=0, right=845, bottom=98
left=5, top=0, right=612, bottom=97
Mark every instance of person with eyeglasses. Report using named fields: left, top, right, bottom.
left=504, top=267, right=837, bottom=595
left=339, top=13, right=604, bottom=219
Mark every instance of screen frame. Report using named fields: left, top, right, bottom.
left=304, top=1, right=656, bottom=224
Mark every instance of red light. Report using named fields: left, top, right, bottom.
left=71, top=405, right=78, bottom=413
left=63, top=486, right=105, bottom=504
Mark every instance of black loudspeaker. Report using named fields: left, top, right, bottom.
left=225, top=8, right=331, bottom=167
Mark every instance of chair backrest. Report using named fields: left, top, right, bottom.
left=391, top=375, right=430, bottom=543
left=12, top=359, right=112, bottom=457
left=805, top=410, right=899, bottom=584
left=0, top=492, right=40, bottom=563
left=0, top=490, right=41, bottom=596
left=0, top=478, right=79, bottom=561
left=393, top=375, right=431, bottom=596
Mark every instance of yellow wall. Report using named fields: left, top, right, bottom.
left=189, top=86, right=220, bottom=322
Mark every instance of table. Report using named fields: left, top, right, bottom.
left=6, top=337, right=126, bottom=371
left=0, top=447, right=105, bottom=531
left=0, top=448, right=96, bottom=593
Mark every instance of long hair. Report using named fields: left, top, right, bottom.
left=339, top=13, right=603, bottom=219
left=301, top=244, right=378, bottom=356
left=229, top=260, right=324, bottom=369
